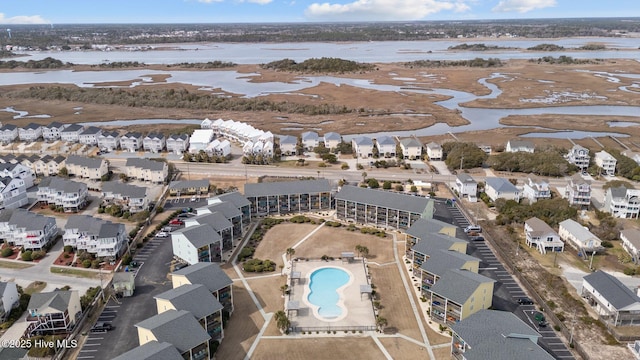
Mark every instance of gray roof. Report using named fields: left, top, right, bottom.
left=525, top=217, right=557, bottom=237
left=155, top=284, right=223, bottom=319
left=400, top=138, right=421, bottom=148
left=145, top=132, right=165, bottom=140
left=621, top=228, right=640, bottom=251
left=201, top=201, right=242, bottom=219
left=52, top=155, right=66, bottom=164
left=23, top=122, right=42, bottom=130
left=61, top=124, right=83, bottom=133
left=559, top=219, right=598, bottom=241
left=0, top=209, right=14, bottom=222
left=168, top=134, right=189, bottom=141
left=112, top=341, right=183, bottom=360
left=172, top=262, right=233, bottom=293
left=569, top=173, right=591, bottom=186
left=486, top=177, right=519, bottom=193
left=301, top=131, right=319, bottom=141
left=187, top=212, right=233, bottom=232
left=352, top=136, right=373, bottom=146
left=8, top=210, right=55, bottom=232
left=411, top=233, right=466, bottom=255
left=450, top=310, right=551, bottom=360
left=113, top=272, right=135, bottom=285
left=279, top=135, right=298, bottom=145
left=425, top=141, right=442, bottom=149
left=245, top=179, right=331, bottom=198
left=375, top=135, right=396, bottom=146
left=0, top=124, right=17, bottom=131
left=456, top=173, right=476, bottom=184
left=28, top=291, right=74, bottom=313
left=135, top=310, right=210, bottom=353
left=169, top=180, right=209, bottom=191
left=45, top=121, right=64, bottom=129
left=405, top=218, right=456, bottom=239
left=215, top=191, right=251, bottom=208
left=583, top=271, right=640, bottom=310
left=430, top=269, right=495, bottom=304
left=0, top=281, right=13, bottom=296
left=323, top=132, right=341, bottom=141
left=336, top=185, right=432, bottom=214
left=125, top=158, right=167, bottom=171
left=173, top=224, right=222, bottom=248
left=421, top=249, right=479, bottom=277
left=65, top=155, right=105, bottom=169
left=508, top=139, right=535, bottom=149
left=608, top=186, right=629, bottom=200
left=123, top=132, right=143, bottom=139
left=80, top=126, right=101, bottom=135
left=39, top=177, right=87, bottom=194
left=98, top=222, right=125, bottom=239
left=65, top=215, right=123, bottom=239
left=99, top=130, right=120, bottom=138
left=102, top=181, right=147, bottom=199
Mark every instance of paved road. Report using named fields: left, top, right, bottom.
left=76, top=232, right=175, bottom=360
left=433, top=199, right=576, bottom=360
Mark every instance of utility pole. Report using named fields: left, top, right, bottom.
left=589, top=250, right=596, bottom=270
left=460, top=155, right=464, bottom=171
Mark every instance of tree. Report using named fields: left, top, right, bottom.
left=367, top=178, right=380, bottom=189
left=376, top=316, right=388, bottom=332
left=286, top=247, right=295, bottom=262
left=382, top=180, right=392, bottom=190
left=280, top=284, right=289, bottom=297
left=274, top=310, right=291, bottom=334
left=442, top=142, right=488, bottom=170
left=58, top=167, right=69, bottom=177
left=119, top=173, right=129, bottom=182
left=361, top=171, right=368, bottom=184
left=395, top=184, right=404, bottom=191
left=355, top=244, right=369, bottom=258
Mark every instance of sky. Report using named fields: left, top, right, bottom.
left=0, top=0, right=637, bottom=24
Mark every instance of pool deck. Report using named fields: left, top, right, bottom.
left=287, top=259, right=377, bottom=331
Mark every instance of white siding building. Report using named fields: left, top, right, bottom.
left=523, top=175, right=551, bottom=203
left=425, top=142, right=443, bottom=160
left=604, top=187, right=640, bottom=219
left=18, top=123, right=43, bottom=142
left=455, top=174, right=477, bottom=202
left=78, top=126, right=102, bottom=146
left=524, top=217, right=564, bottom=254
left=60, top=124, right=84, bottom=143
left=352, top=136, right=373, bottom=159
left=167, top=134, right=189, bottom=154
left=399, top=138, right=422, bottom=160
left=375, top=136, right=396, bottom=158
left=595, top=150, right=617, bottom=176
left=558, top=219, right=602, bottom=252
left=485, top=177, right=521, bottom=202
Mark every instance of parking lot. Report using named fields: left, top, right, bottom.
left=76, top=231, right=175, bottom=360
left=433, top=198, right=576, bottom=360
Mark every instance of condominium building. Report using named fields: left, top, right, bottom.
left=604, top=186, right=640, bottom=219
left=564, top=174, right=591, bottom=208
left=0, top=209, right=58, bottom=251
left=125, top=158, right=168, bottom=183
left=37, top=177, right=88, bottom=212
left=335, top=185, right=434, bottom=230
left=595, top=150, right=617, bottom=176
left=64, top=155, right=109, bottom=180
left=63, top=215, right=128, bottom=259
left=566, top=145, right=590, bottom=171
left=244, top=179, right=332, bottom=216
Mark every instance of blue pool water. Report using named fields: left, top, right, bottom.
left=307, top=268, right=350, bottom=318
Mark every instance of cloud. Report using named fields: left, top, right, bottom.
left=492, top=0, right=556, bottom=13
left=197, top=0, right=223, bottom=3
left=198, top=0, right=272, bottom=3
left=0, top=13, right=48, bottom=24
left=305, top=0, right=470, bottom=21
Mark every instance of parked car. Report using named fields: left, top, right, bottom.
left=517, top=297, right=534, bottom=305
left=169, top=219, right=184, bottom=225
left=470, top=235, right=484, bottom=241
left=156, top=232, right=169, bottom=238
left=91, top=322, right=113, bottom=333
left=191, top=196, right=197, bottom=202
left=464, top=225, right=482, bottom=234
left=162, top=226, right=174, bottom=232
left=177, top=213, right=190, bottom=218
left=432, top=301, right=441, bottom=306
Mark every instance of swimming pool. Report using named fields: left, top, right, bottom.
left=307, top=267, right=350, bottom=318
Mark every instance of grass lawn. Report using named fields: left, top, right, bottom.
left=24, top=281, right=47, bottom=295
left=0, top=260, right=33, bottom=269
left=50, top=267, right=100, bottom=279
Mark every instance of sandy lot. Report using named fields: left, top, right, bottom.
left=295, top=226, right=395, bottom=263
left=251, top=337, right=386, bottom=360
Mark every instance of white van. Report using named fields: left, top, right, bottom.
left=464, top=225, right=482, bottom=234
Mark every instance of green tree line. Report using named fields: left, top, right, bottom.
left=487, top=148, right=577, bottom=176
left=262, top=57, right=374, bottom=73
left=404, top=58, right=503, bottom=68
left=4, top=86, right=355, bottom=116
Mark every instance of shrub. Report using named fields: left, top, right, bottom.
left=82, top=259, right=92, bottom=268
left=21, top=251, right=33, bottom=261
left=341, top=163, right=349, bottom=170
left=63, top=245, right=73, bottom=253
left=91, top=259, right=101, bottom=268
left=243, top=258, right=275, bottom=272
left=623, top=267, right=637, bottom=276
left=156, top=206, right=164, bottom=213
left=1, top=247, right=13, bottom=257
left=31, top=250, right=46, bottom=260
left=238, top=247, right=255, bottom=262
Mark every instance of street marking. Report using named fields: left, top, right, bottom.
left=84, top=343, right=102, bottom=347
left=479, top=267, right=497, bottom=270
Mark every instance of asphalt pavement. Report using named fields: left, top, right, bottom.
left=76, top=232, right=175, bottom=360
left=434, top=198, right=576, bottom=360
